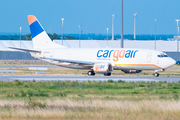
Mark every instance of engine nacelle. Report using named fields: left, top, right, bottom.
left=122, top=70, right=142, bottom=74
left=93, top=63, right=113, bottom=73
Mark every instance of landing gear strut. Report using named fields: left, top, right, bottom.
left=87, top=71, right=95, bottom=76
left=154, top=72, right=159, bottom=77
left=104, top=73, right=111, bottom=76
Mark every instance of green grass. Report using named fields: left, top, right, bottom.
left=0, top=80, right=180, bottom=101
left=1, top=80, right=180, bottom=119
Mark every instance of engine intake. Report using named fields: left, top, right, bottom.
left=93, top=63, right=113, bottom=73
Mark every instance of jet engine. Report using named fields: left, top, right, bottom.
left=122, top=70, right=142, bottom=74
left=93, top=63, right=113, bottom=73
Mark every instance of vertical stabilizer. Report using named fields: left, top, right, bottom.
left=28, top=15, right=66, bottom=49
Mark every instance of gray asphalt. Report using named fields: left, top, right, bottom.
left=0, top=76, right=180, bottom=82
left=0, top=65, right=179, bottom=82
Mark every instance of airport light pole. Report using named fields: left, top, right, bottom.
left=178, top=25, right=180, bottom=52
left=20, top=27, right=22, bottom=48
left=134, top=13, right=137, bottom=40
left=176, top=19, right=180, bottom=52
left=61, top=18, right=64, bottom=45
left=154, top=19, right=157, bottom=50
left=78, top=25, right=81, bottom=48
left=178, top=23, right=179, bottom=52
left=112, top=14, right=115, bottom=40
left=107, top=28, right=109, bottom=48
left=121, top=0, right=124, bottom=48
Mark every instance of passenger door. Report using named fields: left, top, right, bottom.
left=146, top=52, right=152, bottom=63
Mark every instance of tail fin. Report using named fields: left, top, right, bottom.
left=28, top=15, right=66, bottom=49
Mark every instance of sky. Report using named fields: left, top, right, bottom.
left=0, top=0, right=179, bottom=35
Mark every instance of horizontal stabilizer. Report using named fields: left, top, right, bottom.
left=41, top=57, right=93, bottom=65
left=8, top=47, right=41, bottom=53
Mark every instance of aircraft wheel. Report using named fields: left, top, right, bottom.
left=87, top=71, right=95, bottom=76
left=154, top=72, right=159, bottom=77
left=104, top=73, right=111, bottom=76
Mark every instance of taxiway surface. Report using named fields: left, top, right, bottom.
left=0, top=76, right=179, bottom=82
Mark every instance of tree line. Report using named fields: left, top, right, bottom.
left=22, top=33, right=78, bottom=40
left=0, top=33, right=77, bottom=40
left=0, top=33, right=174, bottom=40
left=24, top=33, right=61, bottom=40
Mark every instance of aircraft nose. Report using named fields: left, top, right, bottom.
left=169, top=58, right=176, bottom=67
left=162, top=58, right=176, bottom=69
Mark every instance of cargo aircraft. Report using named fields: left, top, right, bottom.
left=9, top=15, right=176, bottom=77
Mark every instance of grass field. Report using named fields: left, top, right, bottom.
left=0, top=62, right=180, bottom=119
left=0, top=80, right=180, bottom=119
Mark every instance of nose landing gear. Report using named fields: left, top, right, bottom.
left=154, top=69, right=164, bottom=77
left=87, top=71, right=95, bottom=76
left=154, top=72, right=159, bottom=77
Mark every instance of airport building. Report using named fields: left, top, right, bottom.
left=0, top=40, right=180, bottom=61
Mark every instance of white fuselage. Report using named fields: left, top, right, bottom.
left=31, top=48, right=176, bottom=71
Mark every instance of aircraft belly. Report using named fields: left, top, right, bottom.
left=59, top=66, right=91, bottom=70
left=114, top=64, right=157, bottom=70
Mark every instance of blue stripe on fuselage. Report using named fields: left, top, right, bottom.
left=29, top=21, right=44, bottom=38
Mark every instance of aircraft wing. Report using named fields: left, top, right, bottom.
left=41, top=57, right=93, bottom=65
left=8, top=47, right=41, bottom=53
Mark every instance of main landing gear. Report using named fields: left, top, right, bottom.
left=104, top=73, right=111, bottom=76
left=87, top=70, right=112, bottom=76
left=154, top=72, right=160, bottom=77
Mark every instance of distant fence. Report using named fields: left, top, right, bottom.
left=165, top=52, right=180, bottom=61
left=0, top=51, right=37, bottom=60
left=0, top=60, right=48, bottom=64
left=0, top=51, right=48, bottom=64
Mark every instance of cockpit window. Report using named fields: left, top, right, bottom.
left=163, top=54, right=168, bottom=57
left=157, top=53, right=168, bottom=58
left=158, top=55, right=162, bottom=58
